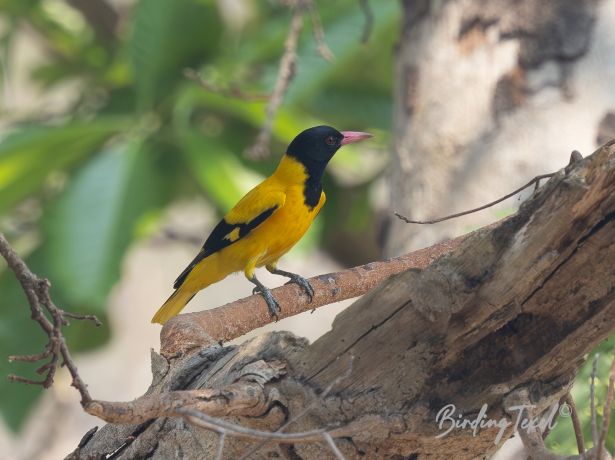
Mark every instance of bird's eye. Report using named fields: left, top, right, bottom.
left=325, top=136, right=336, bottom=146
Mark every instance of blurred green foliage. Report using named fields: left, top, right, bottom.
left=0, top=0, right=397, bottom=430
left=546, top=336, right=615, bottom=454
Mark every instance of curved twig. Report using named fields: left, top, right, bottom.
left=395, top=173, right=555, bottom=225
left=178, top=407, right=350, bottom=443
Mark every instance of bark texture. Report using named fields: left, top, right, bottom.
left=387, top=0, right=615, bottom=255
left=69, top=143, right=615, bottom=459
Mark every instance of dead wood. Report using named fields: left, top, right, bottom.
left=67, top=142, right=615, bottom=459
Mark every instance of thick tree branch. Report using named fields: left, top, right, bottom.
left=85, top=360, right=285, bottom=424
left=160, top=230, right=470, bottom=355
left=7, top=141, right=615, bottom=459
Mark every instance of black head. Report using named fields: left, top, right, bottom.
left=287, top=126, right=344, bottom=170
left=286, top=126, right=372, bottom=181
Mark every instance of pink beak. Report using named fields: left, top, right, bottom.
left=340, top=131, right=373, bottom=145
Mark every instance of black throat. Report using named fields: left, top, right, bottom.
left=302, top=169, right=323, bottom=209
left=289, top=156, right=324, bottom=209
left=285, top=126, right=342, bottom=209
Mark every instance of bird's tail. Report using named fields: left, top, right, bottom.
left=151, top=287, right=196, bottom=325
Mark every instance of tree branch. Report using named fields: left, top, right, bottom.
left=9, top=141, right=615, bottom=459
left=159, top=227, right=479, bottom=355
left=85, top=360, right=284, bottom=424
left=0, top=233, right=97, bottom=403
left=395, top=173, right=555, bottom=225
left=245, top=3, right=304, bottom=159
left=563, top=392, right=585, bottom=455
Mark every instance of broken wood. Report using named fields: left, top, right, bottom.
left=68, top=142, right=615, bottom=459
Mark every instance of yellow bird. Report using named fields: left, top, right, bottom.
left=152, top=126, right=372, bottom=324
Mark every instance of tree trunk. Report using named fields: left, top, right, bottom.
left=387, top=0, right=613, bottom=255
left=69, top=143, right=615, bottom=459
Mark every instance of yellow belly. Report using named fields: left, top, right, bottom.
left=254, top=194, right=316, bottom=266
left=240, top=185, right=321, bottom=267
left=182, top=187, right=323, bottom=291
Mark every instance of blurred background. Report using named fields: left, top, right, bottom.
left=0, top=0, right=612, bottom=458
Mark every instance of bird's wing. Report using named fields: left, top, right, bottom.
left=173, top=188, right=286, bottom=289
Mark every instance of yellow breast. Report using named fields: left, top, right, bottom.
left=249, top=155, right=326, bottom=266
left=256, top=188, right=324, bottom=265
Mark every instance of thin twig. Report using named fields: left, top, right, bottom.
left=596, top=353, right=615, bottom=460
left=591, top=354, right=600, bottom=447
left=395, top=173, right=555, bottom=225
left=9, top=348, right=52, bottom=363
left=179, top=408, right=349, bottom=443
left=358, top=0, right=374, bottom=43
left=183, top=68, right=270, bottom=102
left=306, top=0, right=335, bottom=61
left=215, top=433, right=226, bottom=460
left=245, top=3, right=304, bottom=159
left=61, top=310, right=103, bottom=327
left=323, top=432, right=346, bottom=460
left=564, top=393, right=585, bottom=454
left=0, top=233, right=95, bottom=404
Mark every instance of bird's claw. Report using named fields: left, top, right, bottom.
left=258, top=288, right=281, bottom=319
left=261, top=289, right=282, bottom=321
left=285, top=275, right=314, bottom=302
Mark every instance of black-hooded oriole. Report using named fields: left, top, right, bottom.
left=152, top=126, right=372, bottom=324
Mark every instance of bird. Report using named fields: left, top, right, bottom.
left=151, top=126, right=372, bottom=324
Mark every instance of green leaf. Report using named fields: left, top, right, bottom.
left=42, top=141, right=166, bottom=311
left=175, top=84, right=315, bottom=147
left=177, top=125, right=253, bottom=211
left=0, top=119, right=126, bottom=214
left=131, top=0, right=222, bottom=111
left=283, top=0, right=400, bottom=105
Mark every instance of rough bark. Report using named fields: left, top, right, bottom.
left=387, top=0, right=615, bottom=255
left=68, top=143, right=615, bottom=459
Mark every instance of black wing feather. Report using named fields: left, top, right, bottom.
left=173, top=206, right=278, bottom=289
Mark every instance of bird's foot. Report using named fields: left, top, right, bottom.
left=284, top=274, right=314, bottom=302
left=249, top=277, right=281, bottom=318
left=258, top=287, right=281, bottom=318
left=268, top=267, right=315, bottom=302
